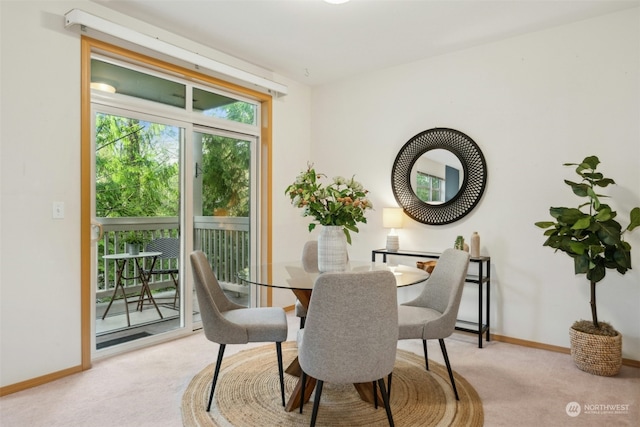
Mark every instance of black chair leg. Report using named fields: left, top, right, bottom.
left=171, top=273, right=179, bottom=308
left=276, top=342, right=285, bottom=406
left=387, top=372, right=393, bottom=400
left=300, top=316, right=306, bottom=329
left=423, top=339, right=429, bottom=370
left=378, top=378, right=395, bottom=427
left=373, top=381, right=378, bottom=408
left=207, top=344, right=226, bottom=411
left=310, top=380, right=324, bottom=427
left=300, top=370, right=307, bottom=414
left=439, top=339, right=459, bottom=400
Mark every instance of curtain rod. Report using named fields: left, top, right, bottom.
left=64, top=9, right=288, bottom=97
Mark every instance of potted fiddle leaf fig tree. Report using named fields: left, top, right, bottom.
left=535, top=155, right=640, bottom=376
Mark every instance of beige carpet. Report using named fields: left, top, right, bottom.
left=182, top=341, right=483, bottom=426
left=2, top=311, right=638, bottom=427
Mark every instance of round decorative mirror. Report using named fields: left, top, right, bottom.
left=391, top=128, right=487, bottom=225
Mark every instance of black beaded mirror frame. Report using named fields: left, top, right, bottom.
left=391, top=128, right=487, bottom=225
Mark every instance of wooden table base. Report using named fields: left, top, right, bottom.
left=284, top=354, right=387, bottom=412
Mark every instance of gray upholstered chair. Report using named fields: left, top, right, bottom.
left=297, top=270, right=398, bottom=427
left=190, top=250, right=288, bottom=410
left=397, top=248, right=470, bottom=400
left=143, top=237, right=180, bottom=308
left=295, top=240, right=319, bottom=328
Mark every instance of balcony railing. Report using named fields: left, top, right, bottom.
left=97, top=216, right=249, bottom=300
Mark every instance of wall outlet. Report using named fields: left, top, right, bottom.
left=53, top=201, right=65, bottom=219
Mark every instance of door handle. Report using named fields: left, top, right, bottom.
left=91, top=221, right=104, bottom=242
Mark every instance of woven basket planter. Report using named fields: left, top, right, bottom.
left=569, top=327, right=622, bottom=376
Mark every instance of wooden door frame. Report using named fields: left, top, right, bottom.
left=80, top=37, right=273, bottom=370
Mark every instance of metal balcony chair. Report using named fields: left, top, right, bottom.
left=397, top=248, right=470, bottom=400
left=142, top=237, right=180, bottom=309
left=190, top=250, right=288, bottom=410
left=298, top=270, right=398, bottom=427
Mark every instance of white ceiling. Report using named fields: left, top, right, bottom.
left=92, top=0, right=639, bottom=86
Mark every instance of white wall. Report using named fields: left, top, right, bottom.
left=270, top=76, right=313, bottom=306
left=1, top=0, right=84, bottom=387
left=0, top=0, right=311, bottom=387
left=308, top=8, right=640, bottom=359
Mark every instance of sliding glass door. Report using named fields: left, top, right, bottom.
left=92, top=107, right=185, bottom=351
left=86, top=51, right=263, bottom=356
left=192, top=128, right=258, bottom=316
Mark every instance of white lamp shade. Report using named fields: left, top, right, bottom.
left=383, top=208, right=404, bottom=229
left=383, top=208, right=403, bottom=252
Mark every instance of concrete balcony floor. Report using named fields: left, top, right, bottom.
left=95, top=289, right=248, bottom=349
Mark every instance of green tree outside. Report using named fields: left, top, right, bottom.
left=95, top=113, right=179, bottom=218
left=95, top=108, right=252, bottom=220
left=201, top=134, right=250, bottom=217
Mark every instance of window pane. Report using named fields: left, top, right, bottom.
left=194, top=131, right=252, bottom=308
left=415, top=171, right=446, bottom=202
left=94, top=111, right=183, bottom=347
left=91, top=59, right=186, bottom=108
left=415, top=172, right=429, bottom=201
left=95, top=113, right=180, bottom=218
left=193, top=88, right=256, bottom=125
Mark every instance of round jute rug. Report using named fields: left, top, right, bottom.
left=182, top=341, right=483, bottom=426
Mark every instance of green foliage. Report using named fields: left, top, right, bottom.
left=223, top=101, right=256, bottom=125
left=535, top=155, right=640, bottom=329
left=285, top=164, right=373, bottom=244
left=95, top=113, right=179, bottom=218
left=201, top=134, right=250, bottom=217
left=95, top=102, right=253, bottom=220
left=535, top=156, right=640, bottom=281
left=123, top=231, right=146, bottom=245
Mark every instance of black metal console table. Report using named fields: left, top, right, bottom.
left=372, top=248, right=491, bottom=348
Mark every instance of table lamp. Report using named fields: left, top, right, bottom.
left=383, top=207, right=404, bottom=252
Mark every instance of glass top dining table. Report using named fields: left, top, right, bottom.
left=238, top=260, right=429, bottom=291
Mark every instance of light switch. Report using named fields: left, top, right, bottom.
left=53, top=201, right=65, bottom=219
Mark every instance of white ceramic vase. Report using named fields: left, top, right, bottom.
left=317, top=225, right=348, bottom=272
left=470, top=231, right=480, bottom=258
